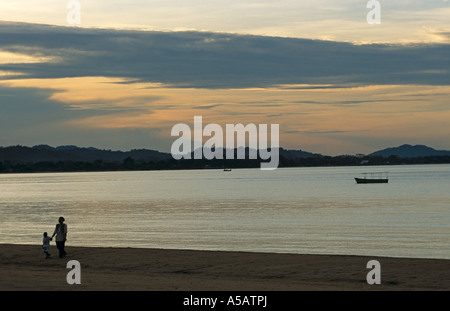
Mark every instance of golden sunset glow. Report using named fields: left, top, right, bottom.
left=0, top=1, right=449, bottom=155
left=1, top=72, right=449, bottom=155
left=0, top=50, right=55, bottom=65
left=2, top=2, right=450, bottom=296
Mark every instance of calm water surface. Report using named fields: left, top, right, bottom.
left=0, top=165, right=449, bottom=259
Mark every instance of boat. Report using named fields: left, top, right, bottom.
left=355, top=172, right=388, bottom=184
left=223, top=168, right=232, bottom=172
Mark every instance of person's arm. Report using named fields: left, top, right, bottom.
left=63, top=224, right=67, bottom=240
left=51, top=224, right=58, bottom=238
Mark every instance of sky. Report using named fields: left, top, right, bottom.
left=0, top=0, right=449, bottom=155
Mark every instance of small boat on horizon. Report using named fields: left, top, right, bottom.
left=355, top=172, right=388, bottom=184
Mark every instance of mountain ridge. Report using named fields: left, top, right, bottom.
left=0, top=143, right=449, bottom=164
left=0, top=145, right=172, bottom=163
left=1, top=143, right=449, bottom=173
left=369, top=144, right=450, bottom=158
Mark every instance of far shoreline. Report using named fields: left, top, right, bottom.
left=1, top=162, right=450, bottom=176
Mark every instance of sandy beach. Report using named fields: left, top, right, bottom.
left=0, top=243, right=448, bottom=291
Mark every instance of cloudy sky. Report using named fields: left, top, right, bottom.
left=0, top=0, right=449, bottom=155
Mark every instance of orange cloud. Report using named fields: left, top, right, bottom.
left=1, top=76, right=449, bottom=155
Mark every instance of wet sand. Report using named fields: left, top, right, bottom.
left=0, top=244, right=448, bottom=291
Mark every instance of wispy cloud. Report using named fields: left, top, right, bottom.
left=1, top=0, right=448, bottom=43
left=0, top=22, right=449, bottom=155
left=0, top=22, right=449, bottom=89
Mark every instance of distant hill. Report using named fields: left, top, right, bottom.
left=0, top=145, right=172, bottom=163
left=186, top=147, right=321, bottom=160
left=1, top=144, right=450, bottom=173
left=0, top=145, right=321, bottom=164
left=369, top=144, right=450, bottom=158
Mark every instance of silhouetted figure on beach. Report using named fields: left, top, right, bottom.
left=52, top=217, right=67, bottom=258
left=42, top=232, right=51, bottom=259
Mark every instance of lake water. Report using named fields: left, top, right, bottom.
left=0, top=164, right=449, bottom=259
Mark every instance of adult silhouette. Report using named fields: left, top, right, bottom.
left=52, top=217, right=67, bottom=258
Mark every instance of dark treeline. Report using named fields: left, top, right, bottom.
left=1, top=154, right=450, bottom=174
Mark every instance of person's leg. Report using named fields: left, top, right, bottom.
left=56, top=241, right=64, bottom=258
left=61, top=240, right=67, bottom=257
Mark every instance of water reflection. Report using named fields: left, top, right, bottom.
left=0, top=165, right=449, bottom=259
